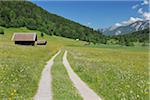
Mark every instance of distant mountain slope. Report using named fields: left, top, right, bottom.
left=103, top=20, right=149, bottom=35
left=111, top=28, right=149, bottom=46
left=0, top=1, right=105, bottom=43
left=118, top=28, right=149, bottom=41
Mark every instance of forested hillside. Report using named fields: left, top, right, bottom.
left=0, top=1, right=149, bottom=46
left=108, top=28, right=149, bottom=46
left=0, top=1, right=106, bottom=43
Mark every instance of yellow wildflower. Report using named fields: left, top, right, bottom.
left=11, top=92, right=14, bottom=96
left=145, top=92, right=148, bottom=95
left=8, top=97, right=12, bottom=100
left=14, top=89, right=16, bottom=93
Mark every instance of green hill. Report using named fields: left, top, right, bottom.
left=107, top=28, right=149, bottom=46
left=0, top=1, right=106, bottom=44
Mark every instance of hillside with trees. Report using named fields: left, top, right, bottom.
left=0, top=1, right=106, bottom=44
left=0, top=1, right=149, bottom=46
left=107, top=28, right=149, bottom=46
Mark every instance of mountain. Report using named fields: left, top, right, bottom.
left=106, top=28, right=149, bottom=46
left=103, top=20, right=149, bottom=35
left=0, top=1, right=105, bottom=44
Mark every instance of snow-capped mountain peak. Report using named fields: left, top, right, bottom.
left=102, top=20, right=149, bottom=35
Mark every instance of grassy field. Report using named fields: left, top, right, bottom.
left=67, top=46, right=149, bottom=100
left=52, top=51, right=82, bottom=100
left=0, top=27, right=84, bottom=99
left=0, top=27, right=149, bottom=99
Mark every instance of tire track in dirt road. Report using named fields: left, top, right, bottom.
left=63, top=51, right=102, bottom=100
left=34, top=50, right=61, bottom=100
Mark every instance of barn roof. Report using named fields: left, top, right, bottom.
left=12, top=33, right=37, bottom=41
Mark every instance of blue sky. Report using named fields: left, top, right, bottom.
left=32, top=0, right=149, bottom=29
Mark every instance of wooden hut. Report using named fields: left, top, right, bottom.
left=37, top=40, right=47, bottom=45
left=12, top=33, right=37, bottom=45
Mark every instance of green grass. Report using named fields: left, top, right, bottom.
left=0, top=27, right=84, bottom=99
left=67, top=46, right=149, bottom=100
left=0, top=27, right=149, bottom=100
left=0, top=28, right=59, bottom=99
left=0, top=44, right=55, bottom=99
left=51, top=51, right=82, bottom=100
left=67, top=43, right=149, bottom=52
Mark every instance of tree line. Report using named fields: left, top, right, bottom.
left=106, top=29, right=149, bottom=46
left=0, top=1, right=106, bottom=44
left=0, top=1, right=149, bottom=46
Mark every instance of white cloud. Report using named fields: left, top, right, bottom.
left=87, top=22, right=91, bottom=25
left=137, top=8, right=150, bottom=20
left=141, top=0, right=149, bottom=5
left=110, top=1, right=149, bottom=29
left=111, top=17, right=143, bottom=30
left=121, top=17, right=143, bottom=25
left=138, top=8, right=143, bottom=14
left=115, top=23, right=122, bottom=27
left=132, top=0, right=149, bottom=20
left=109, top=23, right=122, bottom=30
left=143, top=12, right=150, bottom=20
left=132, top=4, right=139, bottom=9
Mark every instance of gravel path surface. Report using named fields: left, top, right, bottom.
left=33, top=50, right=61, bottom=100
left=63, top=51, right=102, bottom=100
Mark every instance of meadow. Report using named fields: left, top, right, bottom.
left=52, top=51, right=82, bottom=100
left=0, top=27, right=149, bottom=100
left=0, top=27, right=84, bottom=99
left=67, top=46, right=149, bottom=100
